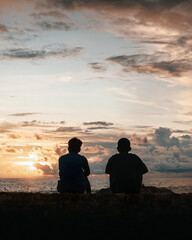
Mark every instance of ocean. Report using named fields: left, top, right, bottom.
left=0, top=175, right=192, bottom=194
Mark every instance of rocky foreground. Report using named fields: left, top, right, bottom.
left=0, top=187, right=191, bottom=238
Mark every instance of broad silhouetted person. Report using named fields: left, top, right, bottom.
left=57, top=137, right=91, bottom=193
left=105, top=138, right=148, bottom=193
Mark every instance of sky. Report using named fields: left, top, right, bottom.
left=0, top=0, right=192, bottom=178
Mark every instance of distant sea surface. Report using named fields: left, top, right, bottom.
left=0, top=175, right=192, bottom=194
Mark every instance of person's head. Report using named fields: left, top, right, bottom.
left=68, top=137, right=82, bottom=153
left=117, top=138, right=131, bottom=153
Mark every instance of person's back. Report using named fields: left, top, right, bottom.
left=59, top=153, right=89, bottom=192
left=105, top=138, right=148, bottom=193
left=57, top=137, right=90, bottom=193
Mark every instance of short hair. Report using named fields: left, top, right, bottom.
left=68, top=137, right=82, bottom=153
left=117, top=138, right=131, bottom=152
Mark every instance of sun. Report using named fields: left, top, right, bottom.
left=28, top=153, right=38, bottom=161
left=28, top=165, right=36, bottom=171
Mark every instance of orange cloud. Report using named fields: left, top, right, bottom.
left=42, top=0, right=191, bottom=31
left=8, top=134, right=21, bottom=139
left=5, top=146, right=23, bottom=153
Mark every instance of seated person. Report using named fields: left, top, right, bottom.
left=105, top=138, right=148, bottom=193
left=57, top=137, right=91, bottom=193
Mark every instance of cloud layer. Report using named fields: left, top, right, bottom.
left=1, top=117, right=191, bottom=176
left=107, top=54, right=191, bottom=77
left=0, top=0, right=191, bottom=178
left=1, top=45, right=83, bottom=60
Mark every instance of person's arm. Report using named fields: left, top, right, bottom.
left=82, top=157, right=90, bottom=177
left=138, top=157, right=148, bottom=174
left=58, top=157, right=63, bottom=178
left=105, top=157, right=112, bottom=174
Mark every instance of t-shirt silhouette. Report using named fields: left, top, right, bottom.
left=106, top=153, right=148, bottom=193
left=58, top=153, right=90, bottom=193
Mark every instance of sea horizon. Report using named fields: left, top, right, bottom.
left=0, top=174, right=192, bottom=194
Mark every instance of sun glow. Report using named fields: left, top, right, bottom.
left=17, top=153, right=38, bottom=161
left=15, top=161, right=35, bottom=166
left=15, top=153, right=39, bottom=170
left=14, top=160, right=37, bottom=171
left=28, top=166, right=37, bottom=171
left=14, top=153, right=50, bottom=172
left=15, top=161, right=50, bottom=166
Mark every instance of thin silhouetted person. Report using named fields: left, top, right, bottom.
left=105, top=138, right=148, bottom=193
left=57, top=137, right=91, bottom=193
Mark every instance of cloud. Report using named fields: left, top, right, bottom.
left=83, top=121, right=114, bottom=131
left=42, top=0, right=191, bottom=33
left=81, top=143, right=114, bottom=170
left=89, top=62, right=107, bottom=72
left=8, top=134, right=21, bottom=139
left=150, top=60, right=191, bottom=77
left=36, top=0, right=191, bottom=82
left=43, top=0, right=186, bottom=11
left=0, top=0, right=32, bottom=8
left=55, top=126, right=82, bottom=133
left=19, top=120, right=67, bottom=128
left=1, top=0, right=190, bottom=82
left=107, top=54, right=191, bottom=77
left=2, top=0, right=191, bottom=37
left=131, top=133, right=149, bottom=145
left=5, top=146, right=22, bottom=153
left=30, top=10, right=69, bottom=19
left=8, top=112, right=42, bottom=117
left=137, top=127, right=192, bottom=174
left=53, top=122, right=115, bottom=134
left=131, top=125, right=153, bottom=129
left=36, top=21, right=73, bottom=31
left=80, top=126, right=192, bottom=175
left=0, top=119, right=69, bottom=139
left=184, top=112, right=192, bottom=116
left=174, top=120, right=192, bottom=125
left=86, top=126, right=112, bottom=130
left=20, top=120, right=40, bottom=127
left=34, top=162, right=57, bottom=175
left=0, top=24, right=9, bottom=33
left=153, top=165, right=192, bottom=173
left=19, top=120, right=47, bottom=128
left=1, top=45, right=83, bottom=60
left=181, top=135, right=191, bottom=140
left=154, top=127, right=180, bottom=148
left=0, top=121, right=17, bottom=133
left=34, top=134, right=45, bottom=140
left=54, top=144, right=66, bottom=156
left=83, top=121, right=113, bottom=126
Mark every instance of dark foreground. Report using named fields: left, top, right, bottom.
left=0, top=187, right=191, bottom=239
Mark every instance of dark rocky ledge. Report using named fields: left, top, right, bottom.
left=0, top=187, right=191, bottom=238
left=96, top=185, right=174, bottom=194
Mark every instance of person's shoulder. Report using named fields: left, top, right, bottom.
left=128, top=153, right=141, bottom=160
left=59, top=153, right=69, bottom=160
left=78, top=154, right=87, bottom=161
left=109, top=154, right=119, bottom=160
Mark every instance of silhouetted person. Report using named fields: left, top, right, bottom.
left=105, top=138, right=148, bottom=193
left=57, top=137, right=91, bottom=193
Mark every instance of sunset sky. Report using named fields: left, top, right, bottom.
left=0, top=0, right=192, bottom=178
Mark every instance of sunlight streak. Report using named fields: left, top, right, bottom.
left=17, top=153, right=38, bottom=161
